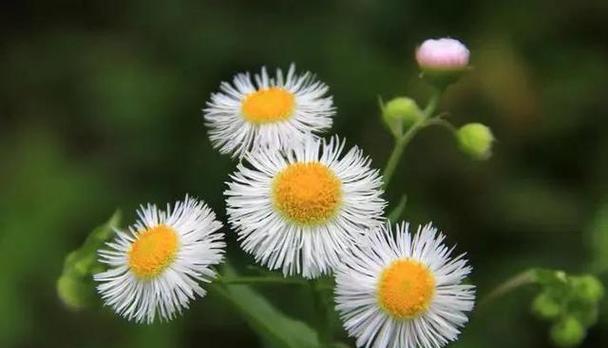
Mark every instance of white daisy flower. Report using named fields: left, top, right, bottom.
left=225, top=136, right=386, bottom=278
left=335, top=222, right=475, bottom=348
left=204, top=64, right=335, bottom=157
left=94, top=196, right=225, bottom=324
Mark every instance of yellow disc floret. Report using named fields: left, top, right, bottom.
left=273, top=162, right=342, bottom=225
left=128, top=225, right=179, bottom=279
left=241, top=87, right=295, bottom=124
left=377, top=259, right=436, bottom=319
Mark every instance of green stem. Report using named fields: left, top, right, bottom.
left=423, top=117, right=458, bottom=133
left=382, top=122, right=424, bottom=189
left=309, top=280, right=332, bottom=347
left=218, top=276, right=307, bottom=286
left=387, top=194, right=407, bottom=223
left=382, top=89, right=443, bottom=189
left=478, top=270, right=536, bottom=309
left=424, top=89, right=441, bottom=116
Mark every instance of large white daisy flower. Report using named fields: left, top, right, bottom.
left=335, top=222, right=475, bottom=348
left=203, top=64, right=335, bottom=157
left=225, top=136, right=386, bottom=278
left=94, top=196, right=225, bottom=323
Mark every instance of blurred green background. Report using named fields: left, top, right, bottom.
left=1, top=0, right=608, bottom=347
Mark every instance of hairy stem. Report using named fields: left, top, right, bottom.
left=478, top=270, right=536, bottom=309
left=423, top=89, right=441, bottom=116
left=387, top=194, right=407, bottom=223
left=382, top=122, right=424, bottom=188
left=382, top=89, right=443, bottom=189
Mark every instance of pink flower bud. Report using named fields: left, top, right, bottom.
left=416, top=38, right=470, bottom=71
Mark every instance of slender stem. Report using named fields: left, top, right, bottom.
left=423, top=117, right=457, bottom=133
left=309, top=280, right=332, bottom=347
left=387, top=194, right=407, bottom=223
left=218, top=276, right=307, bottom=286
left=424, top=89, right=441, bottom=117
left=382, top=89, right=443, bottom=189
left=382, top=122, right=424, bottom=189
left=478, top=270, right=536, bottom=309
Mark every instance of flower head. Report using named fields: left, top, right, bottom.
left=204, top=64, right=335, bottom=157
left=94, top=196, right=225, bottom=323
left=225, top=136, right=386, bottom=278
left=416, top=38, right=470, bottom=71
left=335, top=222, right=475, bottom=348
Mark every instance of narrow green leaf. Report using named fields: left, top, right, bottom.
left=214, top=265, right=321, bottom=348
left=57, top=211, right=121, bottom=310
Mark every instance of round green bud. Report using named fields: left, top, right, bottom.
left=382, top=97, right=424, bottom=136
left=457, top=123, right=494, bottom=160
left=550, top=317, right=585, bottom=348
left=532, top=293, right=561, bottom=319
left=571, top=275, right=604, bottom=303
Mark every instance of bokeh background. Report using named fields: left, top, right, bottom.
left=1, top=1, right=608, bottom=347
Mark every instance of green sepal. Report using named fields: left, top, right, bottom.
left=419, top=66, right=471, bottom=91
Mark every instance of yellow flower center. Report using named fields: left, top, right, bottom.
left=128, top=224, right=179, bottom=279
left=377, top=259, right=436, bottom=319
left=241, top=87, right=295, bottom=124
left=272, top=162, right=342, bottom=225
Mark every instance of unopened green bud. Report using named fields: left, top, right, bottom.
left=382, top=97, right=424, bottom=137
left=532, top=293, right=561, bottom=319
left=550, top=317, right=585, bottom=348
left=571, top=275, right=604, bottom=302
left=457, top=123, right=494, bottom=160
left=57, top=275, right=96, bottom=310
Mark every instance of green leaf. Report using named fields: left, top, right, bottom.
left=56, top=274, right=97, bottom=310
left=214, top=265, right=321, bottom=348
left=57, top=211, right=121, bottom=309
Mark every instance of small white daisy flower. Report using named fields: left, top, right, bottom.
left=225, top=136, right=386, bottom=278
left=335, top=222, right=475, bottom=348
left=94, top=196, right=225, bottom=324
left=204, top=64, right=335, bottom=157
